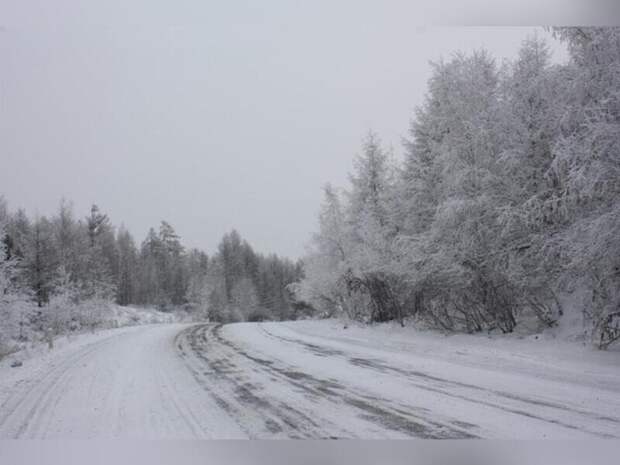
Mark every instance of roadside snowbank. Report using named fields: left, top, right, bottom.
left=0, top=305, right=179, bottom=367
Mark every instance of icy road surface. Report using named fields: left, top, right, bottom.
left=0, top=321, right=619, bottom=439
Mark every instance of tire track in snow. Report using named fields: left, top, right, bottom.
left=177, top=325, right=336, bottom=438
left=0, top=324, right=246, bottom=439
left=0, top=331, right=129, bottom=438
left=177, top=324, right=478, bottom=439
left=258, top=325, right=620, bottom=439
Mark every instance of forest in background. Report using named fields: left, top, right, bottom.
left=0, top=199, right=305, bottom=354
left=296, top=28, right=620, bottom=349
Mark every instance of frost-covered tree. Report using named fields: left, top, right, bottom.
left=53, top=200, right=80, bottom=276
left=344, top=133, right=404, bottom=323
left=45, top=265, right=80, bottom=334
left=81, top=205, right=116, bottom=301
left=298, top=135, right=404, bottom=324
left=137, top=227, right=163, bottom=305
left=24, top=216, right=58, bottom=309
left=397, top=51, right=519, bottom=332
left=494, top=35, right=566, bottom=327
left=184, top=248, right=210, bottom=315
left=297, top=29, right=620, bottom=346
left=5, top=208, right=31, bottom=263
left=116, top=227, right=138, bottom=306
left=295, top=184, right=354, bottom=318
left=256, top=254, right=299, bottom=321
left=158, top=221, right=186, bottom=306
left=0, top=207, right=33, bottom=351
left=549, top=27, right=620, bottom=347
left=231, top=277, right=260, bottom=320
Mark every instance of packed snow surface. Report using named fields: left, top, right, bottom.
left=0, top=320, right=618, bottom=439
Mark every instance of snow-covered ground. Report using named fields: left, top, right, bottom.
left=214, top=320, right=620, bottom=438
left=0, top=319, right=618, bottom=439
left=0, top=324, right=243, bottom=439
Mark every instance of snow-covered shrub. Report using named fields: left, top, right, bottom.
left=0, top=211, right=38, bottom=352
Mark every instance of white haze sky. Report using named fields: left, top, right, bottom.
left=0, top=2, right=569, bottom=259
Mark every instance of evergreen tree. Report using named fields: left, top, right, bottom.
left=25, top=216, right=58, bottom=308
left=116, top=227, right=138, bottom=306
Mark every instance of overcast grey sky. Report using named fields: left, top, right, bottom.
left=0, top=2, right=569, bottom=258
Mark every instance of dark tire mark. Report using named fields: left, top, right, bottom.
left=177, top=324, right=477, bottom=439
left=0, top=332, right=129, bottom=438
left=258, top=325, right=619, bottom=438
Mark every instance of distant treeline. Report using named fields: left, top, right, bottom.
left=0, top=199, right=306, bottom=326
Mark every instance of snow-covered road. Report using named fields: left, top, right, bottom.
left=0, top=324, right=243, bottom=439
left=1, top=321, right=619, bottom=439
